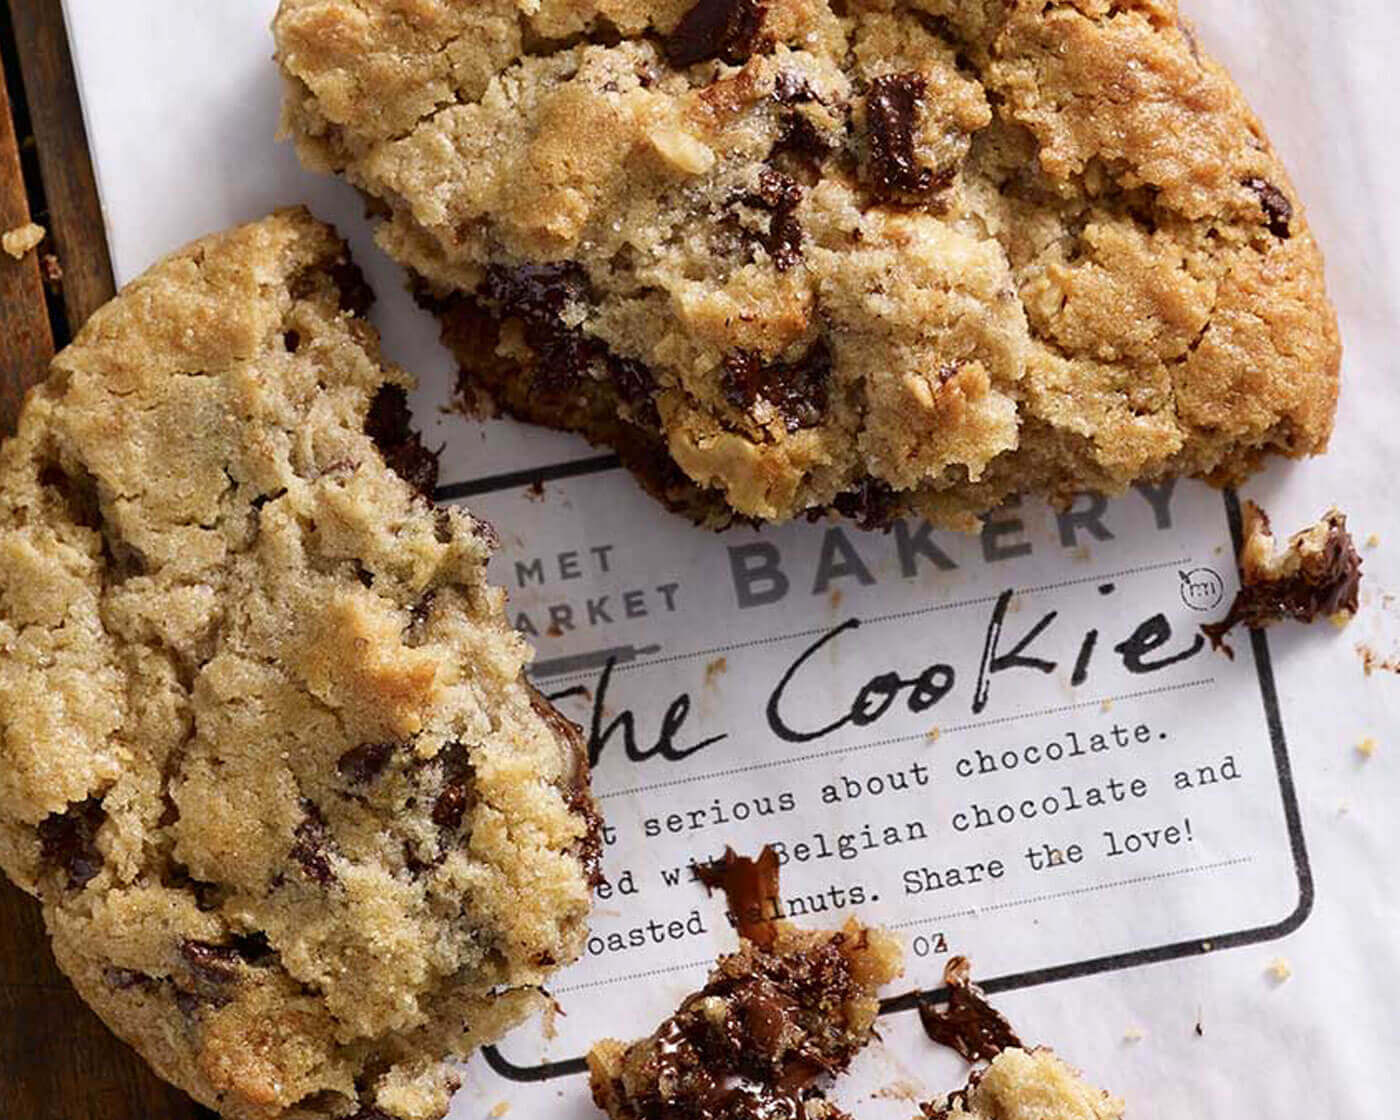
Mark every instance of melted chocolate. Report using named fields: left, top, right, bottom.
left=612, top=929, right=865, bottom=1120
left=528, top=685, right=605, bottom=887
left=1242, top=177, right=1293, bottom=238
left=695, top=845, right=782, bottom=948
left=1204, top=507, right=1362, bottom=649
left=37, top=796, right=106, bottom=890
left=722, top=339, right=830, bottom=431
left=917, top=956, right=1023, bottom=1063
left=364, top=384, right=440, bottom=499
left=865, top=73, right=933, bottom=196
left=664, top=0, right=767, bottom=68
left=480, top=264, right=659, bottom=418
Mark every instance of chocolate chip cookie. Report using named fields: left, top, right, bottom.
left=274, top=0, right=1341, bottom=529
left=587, top=918, right=903, bottom=1120
left=0, top=209, right=598, bottom=1120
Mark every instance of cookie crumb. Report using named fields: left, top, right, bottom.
left=1204, top=503, right=1362, bottom=650
left=1357, top=737, right=1377, bottom=760
left=704, top=656, right=728, bottom=685
left=488, top=1103, right=510, bottom=1119
left=2, top=221, right=45, bottom=259
left=1367, top=533, right=1381, bottom=549
left=1123, top=1026, right=1145, bottom=1042
left=926, top=726, right=941, bottom=742
left=1266, top=957, right=1292, bottom=984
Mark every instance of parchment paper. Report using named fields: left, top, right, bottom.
left=58, top=2, right=1400, bottom=1115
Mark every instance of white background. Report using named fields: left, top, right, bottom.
left=60, top=2, right=1400, bottom=1116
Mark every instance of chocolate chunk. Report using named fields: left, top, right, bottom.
left=1242, top=177, right=1293, bottom=238
left=664, top=0, right=766, bottom=68
left=364, top=384, right=440, bottom=499
left=742, top=168, right=804, bottom=271
left=772, top=111, right=833, bottom=172
left=696, top=846, right=781, bottom=948
left=283, top=329, right=302, bottom=353
left=337, top=741, right=396, bottom=784
left=181, top=940, right=244, bottom=987
left=917, top=956, right=1023, bottom=1063
left=829, top=477, right=902, bottom=531
left=431, top=743, right=475, bottom=831
left=722, top=338, right=830, bottom=431
left=37, top=796, right=106, bottom=890
left=865, top=73, right=933, bottom=196
left=289, top=801, right=335, bottom=885
left=1204, top=504, right=1361, bottom=650
left=482, top=263, right=601, bottom=394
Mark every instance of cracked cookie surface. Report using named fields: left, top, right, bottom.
left=0, top=209, right=597, bottom=1120
left=275, top=0, right=1340, bottom=529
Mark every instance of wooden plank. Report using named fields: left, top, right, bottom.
left=0, top=49, right=51, bottom=434
left=8, top=0, right=114, bottom=333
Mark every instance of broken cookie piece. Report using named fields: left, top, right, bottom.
left=587, top=919, right=903, bottom=1120
left=275, top=1, right=1340, bottom=530
left=920, top=1048, right=1124, bottom=1120
left=0, top=209, right=598, bottom=1120
left=1205, top=501, right=1362, bottom=649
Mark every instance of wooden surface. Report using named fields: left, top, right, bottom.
left=0, top=3, right=209, bottom=1117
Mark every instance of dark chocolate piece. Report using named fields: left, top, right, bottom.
left=481, top=264, right=659, bottom=416
left=722, top=338, right=830, bottom=431
left=337, top=741, right=396, bottom=785
left=865, top=73, right=933, bottom=196
left=772, top=111, right=834, bottom=172
left=745, top=167, right=805, bottom=271
left=917, top=956, right=1023, bottom=1063
left=828, top=477, right=902, bottom=532
left=664, top=0, right=766, bottom=68
left=289, top=800, right=335, bottom=885
left=364, top=384, right=440, bottom=499
left=598, top=932, right=867, bottom=1120
left=181, top=940, right=244, bottom=987
left=430, top=743, right=475, bottom=831
left=1204, top=505, right=1362, bottom=650
left=696, top=845, right=781, bottom=948
left=36, top=796, right=106, bottom=890
left=1242, top=177, right=1293, bottom=238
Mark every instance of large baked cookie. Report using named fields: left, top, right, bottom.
left=274, top=0, right=1340, bottom=529
left=0, top=209, right=598, bottom=1120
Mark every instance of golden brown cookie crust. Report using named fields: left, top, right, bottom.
left=276, top=0, right=1340, bottom=529
left=925, top=1047, right=1124, bottom=1119
left=0, top=209, right=596, bottom=1120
